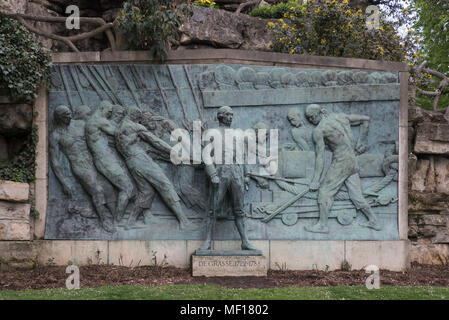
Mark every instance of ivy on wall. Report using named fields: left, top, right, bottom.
left=0, top=12, right=51, bottom=103
left=0, top=126, right=38, bottom=183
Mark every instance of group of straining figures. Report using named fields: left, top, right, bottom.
left=50, top=102, right=199, bottom=234
left=50, top=100, right=381, bottom=252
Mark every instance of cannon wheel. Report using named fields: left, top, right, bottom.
left=337, top=210, right=356, bottom=226
left=281, top=213, right=298, bottom=226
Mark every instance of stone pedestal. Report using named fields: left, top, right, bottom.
left=192, top=254, right=267, bottom=277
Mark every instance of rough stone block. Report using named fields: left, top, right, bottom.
left=0, top=180, right=29, bottom=202
left=409, top=190, right=449, bottom=212
left=414, top=123, right=449, bottom=155
left=0, top=201, right=31, bottom=220
left=421, top=215, right=448, bottom=226
left=179, top=6, right=273, bottom=51
left=430, top=124, right=449, bottom=142
left=192, top=255, right=267, bottom=277
left=435, top=157, right=449, bottom=194
left=411, top=244, right=449, bottom=265
left=411, top=159, right=429, bottom=192
left=432, top=233, right=449, bottom=244
left=0, top=220, right=30, bottom=240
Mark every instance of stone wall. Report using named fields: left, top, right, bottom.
left=0, top=181, right=31, bottom=241
left=0, top=180, right=33, bottom=269
left=408, top=106, right=449, bottom=265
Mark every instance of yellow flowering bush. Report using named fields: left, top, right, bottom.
left=267, top=0, right=406, bottom=61
left=193, top=0, right=219, bottom=9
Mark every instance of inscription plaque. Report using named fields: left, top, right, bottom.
left=192, top=255, right=267, bottom=277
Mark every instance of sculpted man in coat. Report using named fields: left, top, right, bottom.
left=199, top=106, right=259, bottom=251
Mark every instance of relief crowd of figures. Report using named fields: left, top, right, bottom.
left=50, top=100, right=396, bottom=238
left=199, top=66, right=398, bottom=91
left=50, top=101, right=200, bottom=233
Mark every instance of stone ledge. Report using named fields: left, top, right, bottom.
left=0, top=180, right=29, bottom=202
left=52, top=49, right=409, bottom=72
left=27, top=240, right=410, bottom=271
left=51, top=51, right=101, bottom=64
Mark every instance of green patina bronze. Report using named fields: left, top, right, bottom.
left=46, top=64, right=400, bottom=241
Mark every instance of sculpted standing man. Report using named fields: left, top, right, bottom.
left=115, top=106, right=198, bottom=231
left=86, top=101, right=134, bottom=223
left=199, top=106, right=259, bottom=251
left=304, top=104, right=381, bottom=233
left=49, top=105, right=115, bottom=232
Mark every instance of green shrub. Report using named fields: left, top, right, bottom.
left=268, top=0, right=407, bottom=62
left=117, top=0, right=190, bottom=61
left=250, top=0, right=305, bottom=19
left=0, top=12, right=51, bottom=103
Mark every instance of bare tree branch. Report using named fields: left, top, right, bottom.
left=416, top=87, right=440, bottom=97
left=16, top=16, right=80, bottom=52
left=411, top=61, right=449, bottom=111
left=236, top=0, right=262, bottom=14
left=5, top=13, right=108, bottom=26
left=3, top=12, right=118, bottom=52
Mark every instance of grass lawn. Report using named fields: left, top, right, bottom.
left=1, top=285, right=449, bottom=300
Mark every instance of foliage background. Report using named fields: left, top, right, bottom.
left=117, top=0, right=190, bottom=61
left=411, top=0, right=449, bottom=110
left=267, top=0, right=408, bottom=62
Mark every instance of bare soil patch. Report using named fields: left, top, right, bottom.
left=0, top=263, right=448, bottom=291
